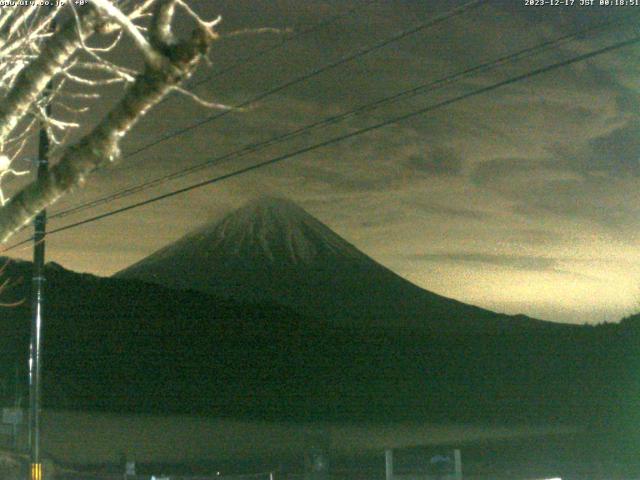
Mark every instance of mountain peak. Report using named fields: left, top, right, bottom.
left=203, top=196, right=364, bottom=264
left=242, top=195, right=306, bottom=214
left=117, top=197, right=552, bottom=332
left=219, top=196, right=318, bottom=239
left=119, top=197, right=365, bottom=281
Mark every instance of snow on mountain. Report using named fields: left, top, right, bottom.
left=116, top=196, right=554, bottom=332
left=189, top=196, right=366, bottom=264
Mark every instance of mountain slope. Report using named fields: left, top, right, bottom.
left=117, top=196, right=559, bottom=333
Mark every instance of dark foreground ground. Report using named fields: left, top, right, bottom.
left=3, top=418, right=640, bottom=480
left=0, top=261, right=639, bottom=478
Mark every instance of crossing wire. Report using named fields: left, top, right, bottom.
left=49, top=14, right=632, bottom=221
left=4, top=31, right=638, bottom=253
left=0, top=0, right=491, bottom=249
left=121, top=0, right=489, bottom=159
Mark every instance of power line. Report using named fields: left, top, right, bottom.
left=5, top=31, right=638, bottom=253
left=0, top=0, right=492, bottom=252
left=122, top=0, right=488, bottom=159
left=50, top=15, right=630, bottom=221
left=0, top=0, right=488, bottom=249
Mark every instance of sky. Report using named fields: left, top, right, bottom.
left=5, top=0, right=640, bottom=325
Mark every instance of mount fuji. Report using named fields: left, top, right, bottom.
left=116, top=197, right=554, bottom=332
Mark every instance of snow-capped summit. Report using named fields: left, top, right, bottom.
left=119, top=196, right=366, bottom=276
left=202, top=196, right=366, bottom=264
left=117, top=196, right=550, bottom=332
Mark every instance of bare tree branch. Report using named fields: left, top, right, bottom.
left=0, top=7, right=103, bottom=145
left=90, top=0, right=163, bottom=67
left=0, top=1, right=220, bottom=242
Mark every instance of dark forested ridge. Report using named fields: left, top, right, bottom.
left=0, top=257, right=637, bottom=439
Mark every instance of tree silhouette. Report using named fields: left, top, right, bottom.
left=0, top=0, right=227, bottom=243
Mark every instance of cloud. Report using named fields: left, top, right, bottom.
left=401, top=198, right=494, bottom=220
left=24, top=0, right=640, bottom=324
left=466, top=151, right=640, bottom=236
left=404, top=145, right=463, bottom=176
left=409, top=252, right=602, bottom=282
left=584, top=120, right=640, bottom=177
left=469, top=157, right=585, bottom=197
left=410, top=202, right=488, bottom=220
left=411, top=252, right=558, bottom=272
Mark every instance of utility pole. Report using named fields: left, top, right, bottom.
left=28, top=84, right=51, bottom=480
left=28, top=12, right=56, bottom=480
left=385, top=449, right=393, bottom=480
